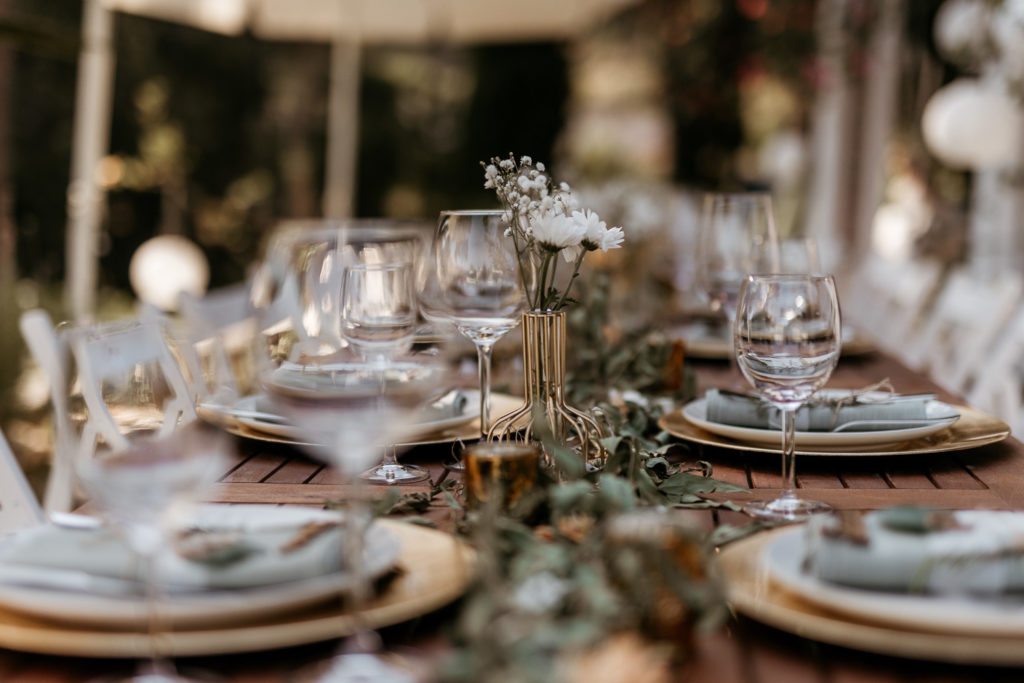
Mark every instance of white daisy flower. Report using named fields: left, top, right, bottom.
left=574, top=209, right=625, bottom=252
left=532, top=211, right=585, bottom=252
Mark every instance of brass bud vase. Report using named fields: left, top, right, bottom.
left=488, top=311, right=605, bottom=472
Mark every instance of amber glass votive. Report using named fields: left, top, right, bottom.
left=463, top=442, right=539, bottom=509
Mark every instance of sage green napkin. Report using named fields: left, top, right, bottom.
left=704, top=389, right=933, bottom=432
left=0, top=508, right=349, bottom=593
left=805, top=508, right=1024, bottom=594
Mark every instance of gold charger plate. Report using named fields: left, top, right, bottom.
left=658, top=404, right=1010, bottom=457
left=0, top=520, right=474, bottom=658
left=720, top=526, right=1024, bottom=665
left=222, top=393, right=524, bottom=448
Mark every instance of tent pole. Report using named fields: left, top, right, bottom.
left=323, top=36, right=361, bottom=219
left=65, top=0, right=115, bottom=322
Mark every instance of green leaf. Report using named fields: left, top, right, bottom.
left=597, top=473, right=636, bottom=512
left=658, top=471, right=748, bottom=496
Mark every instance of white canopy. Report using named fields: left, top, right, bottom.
left=102, top=0, right=636, bottom=43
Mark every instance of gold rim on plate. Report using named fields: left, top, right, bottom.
left=719, top=526, right=1024, bottom=665
left=0, top=520, right=475, bottom=658
left=657, top=404, right=1010, bottom=457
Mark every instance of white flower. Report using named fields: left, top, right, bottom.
left=483, top=164, right=499, bottom=189
left=574, top=209, right=624, bottom=252
left=536, top=162, right=545, bottom=172
left=499, top=158, right=514, bottom=170
left=598, top=225, right=625, bottom=251
left=520, top=155, right=533, bottom=166
left=532, top=211, right=586, bottom=252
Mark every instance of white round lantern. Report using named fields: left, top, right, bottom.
left=129, top=235, right=210, bottom=311
left=921, top=79, right=1024, bottom=169
left=934, top=0, right=991, bottom=66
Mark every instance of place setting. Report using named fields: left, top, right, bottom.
left=660, top=268, right=1009, bottom=464
left=719, top=506, right=1024, bottom=666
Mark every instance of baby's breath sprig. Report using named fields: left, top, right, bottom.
left=481, top=153, right=624, bottom=311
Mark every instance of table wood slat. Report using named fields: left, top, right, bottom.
left=220, top=453, right=289, bottom=483
left=835, top=471, right=891, bottom=489
left=925, top=455, right=986, bottom=489
left=795, top=471, right=846, bottom=489
left=263, top=459, right=322, bottom=484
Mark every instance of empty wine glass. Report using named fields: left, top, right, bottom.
left=68, top=317, right=232, bottom=681
left=263, top=219, right=427, bottom=357
left=252, top=253, right=446, bottom=681
left=733, top=274, right=842, bottom=520
left=431, top=210, right=525, bottom=465
left=694, top=192, right=780, bottom=326
left=341, top=263, right=417, bottom=367
left=341, top=262, right=430, bottom=485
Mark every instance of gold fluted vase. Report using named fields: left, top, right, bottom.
left=488, top=311, right=606, bottom=473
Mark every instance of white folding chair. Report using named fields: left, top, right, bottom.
left=839, top=254, right=944, bottom=356
left=904, top=268, right=1023, bottom=395
left=0, top=428, right=46, bottom=534
left=18, top=309, right=76, bottom=514
left=70, top=318, right=198, bottom=455
left=176, top=281, right=257, bottom=404
left=967, top=305, right=1024, bottom=434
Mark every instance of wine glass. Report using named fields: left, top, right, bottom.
left=431, top=210, right=525, bottom=463
left=733, top=274, right=842, bottom=520
left=263, top=219, right=427, bottom=357
left=341, top=263, right=417, bottom=367
left=68, top=317, right=231, bottom=681
left=694, top=192, right=781, bottom=326
left=252, top=252, right=446, bottom=681
left=341, top=262, right=431, bottom=485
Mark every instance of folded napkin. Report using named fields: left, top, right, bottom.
left=416, top=389, right=469, bottom=423
left=805, top=508, right=1024, bottom=595
left=252, top=388, right=468, bottom=428
left=704, top=389, right=933, bottom=432
left=0, top=508, right=349, bottom=593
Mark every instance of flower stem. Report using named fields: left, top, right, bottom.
left=555, top=249, right=587, bottom=310
left=536, top=252, right=553, bottom=310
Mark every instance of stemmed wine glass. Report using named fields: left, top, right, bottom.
left=341, top=262, right=430, bottom=484
left=71, top=319, right=230, bottom=683
left=733, top=274, right=842, bottom=520
left=694, top=192, right=781, bottom=327
left=431, top=210, right=525, bottom=465
left=252, top=253, right=446, bottom=681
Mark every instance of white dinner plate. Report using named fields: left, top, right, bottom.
left=232, top=390, right=480, bottom=441
left=681, top=390, right=960, bottom=448
left=0, top=504, right=401, bottom=629
left=763, top=523, right=1024, bottom=637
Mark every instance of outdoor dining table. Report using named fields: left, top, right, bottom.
left=2, top=347, right=1024, bottom=682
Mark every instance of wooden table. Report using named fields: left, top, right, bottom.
left=5, top=349, right=1024, bottom=682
